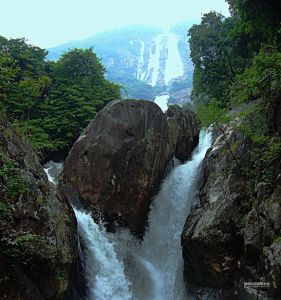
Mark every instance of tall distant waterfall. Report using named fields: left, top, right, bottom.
left=164, top=33, right=184, bottom=84
left=44, top=131, right=211, bottom=300
left=136, top=32, right=184, bottom=88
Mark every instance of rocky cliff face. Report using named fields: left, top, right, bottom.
left=61, top=100, right=200, bottom=236
left=0, top=115, right=84, bottom=299
left=181, top=127, right=281, bottom=298
left=166, top=105, right=199, bottom=162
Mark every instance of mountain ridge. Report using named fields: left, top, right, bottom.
left=47, top=23, right=195, bottom=102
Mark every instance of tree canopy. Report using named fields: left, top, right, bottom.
left=0, top=38, right=121, bottom=157
left=189, top=0, right=281, bottom=107
left=189, top=0, right=281, bottom=183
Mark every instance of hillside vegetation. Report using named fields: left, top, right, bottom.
left=190, top=0, right=281, bottom=185
left=0, top=38, right=120, bottom=158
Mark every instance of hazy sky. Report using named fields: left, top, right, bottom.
left=1, top=0, right=229, bottom=48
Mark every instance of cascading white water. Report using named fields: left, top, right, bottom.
left=153, top=32, right=184, bottom=112
left=112, top=130, right=212, bottom=300
left=43, top=161, right=63, bottom=185
left=43, top=162, right=133, bottom=300
left=164, top=33, right=184, bottom=85
left=137, top=40, right=145, bottom=81
left=137, top=31, right=184, bottom=89
left=44, top=131, right=211, bottom=300
left=73, top=209, right=132, bottom=300
left=146, top=35, right=163, bottom=86
left=154, top=94, right=169, bottom=112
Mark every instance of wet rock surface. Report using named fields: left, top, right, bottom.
left=166, top=105, right=200, bottom=162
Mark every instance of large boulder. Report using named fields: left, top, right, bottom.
left=61, top=100, right=200, bottom=236
left=0, top=115, right=84, bottom=299
left=181, top=127, right=281, bottom=298
left=166, top=105, right=200, bottom=162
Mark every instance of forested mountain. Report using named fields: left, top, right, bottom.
left=0, top=38, right=120, bottom=158
left=47, top=24, right=196, bottom=102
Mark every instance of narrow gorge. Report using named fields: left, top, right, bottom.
left=49, top=130, right=211, bottom=300
left=0, top=35, right=206, bottom=299
left=45, top=131, right=211, bottom=300
left=1, top=0, right=281, bottom=298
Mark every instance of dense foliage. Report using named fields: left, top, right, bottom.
left=0, top=38, right=121, bottom=157
left=189, top=0, right=281, bottom=184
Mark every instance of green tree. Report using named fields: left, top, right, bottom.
left=226, top=0, right=281, bottom=46
left=43, top=49, right=121, bottom=153
left=188, top=12, right=248, bottom=106
left=0, top=37, right=46, bottom=78
left=189, top=1, right=281, bottom=184
left=0, top=38, right=121, bottom=157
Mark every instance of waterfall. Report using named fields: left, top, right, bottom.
left=164, top=33, right=184, bottom=85
left=73, top=209, right=132, bottom=300
left=146, top=35, right=163, bottom=86
left=153, top=32, right=185, bottom=112
left=43, top=161, right=63, bottom=185
left=112, top=130, right=212, bottom=300
left=137, top=130, right=211, bottom=299
left=43, top=163, right=132, bottom=300
left=44, top=130, right=212, bottom=300
left=137, top=31, right=184, bottom=89
left=137, top=40, right=145, bottom=81
left=154, top=95, right=169, bottom=112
